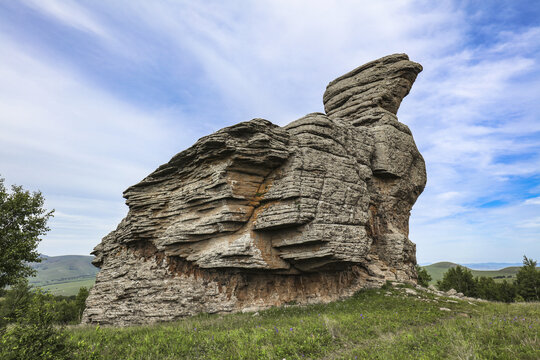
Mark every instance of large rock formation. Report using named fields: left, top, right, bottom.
left=83, top=54, right=426, bottom=326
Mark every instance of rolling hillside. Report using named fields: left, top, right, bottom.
left=422, top=262, right=528, bottom=284
left=28, top=255, right=98, bottom=296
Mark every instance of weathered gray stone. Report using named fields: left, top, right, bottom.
left=447, top=288, right=458, bottom=296
left=83, top=53, right=427, bottom=326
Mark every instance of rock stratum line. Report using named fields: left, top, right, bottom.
left=83, top=54, right=426, bottom=325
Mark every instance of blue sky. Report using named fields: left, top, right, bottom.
left=0, top=0, right=539, bottom=264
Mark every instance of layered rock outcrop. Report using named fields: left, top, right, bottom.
left=83, top=54, right=426, bottom=325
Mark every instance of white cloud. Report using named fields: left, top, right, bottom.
left=95, top=0, right=465, bottom=125
left=0, top=33, right=199, bottom=255
left=518, top=218, right=540, bottom=229
left=524, top=197, right=540, bottom=206
left=22, top=0, right=111, bottom=40
left=1, top=1, right=539, bottom=262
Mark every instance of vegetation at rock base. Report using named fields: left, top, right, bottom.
left=0, top=288, right=94, bottom=360
left=0, top=176, right=54, bottom=289
left=67, top=285, right=539, bottom=360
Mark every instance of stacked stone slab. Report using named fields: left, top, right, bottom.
left=83, top=54, right=426, bottom=325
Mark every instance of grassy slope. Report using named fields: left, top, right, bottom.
left=423, top=262, right=526, bottom=284
left=39, top=278, right=96, bottom=296
left=29, top=255, right=98, bottom=296
left=70, top=286, right=539, bottom=359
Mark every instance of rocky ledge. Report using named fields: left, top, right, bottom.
left=83, top=54, right=426, bottom=326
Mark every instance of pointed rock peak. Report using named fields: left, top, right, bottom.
left=323, top=53, right=422, bottom=122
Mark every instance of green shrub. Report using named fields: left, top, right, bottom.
left=75, top=287, right=89, bottom=322
left=0, top=289, right=94, bottom=360
left=0, top=279, right=33, bottom=327
left=474, top=276, right=516, bottom=302
left=1, top=284, right=89, bottom=327
left=437, top=265, right=477, bottom=297
left=475, top=276, right=498, bottom=301
left=496, top=280, right=516, bottom=303
left=54, top=298, right=79, bottom=324
left=416, top=265, right=432, bottom=287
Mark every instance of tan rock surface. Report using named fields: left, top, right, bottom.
left=83, top=53, right=426, bottom=325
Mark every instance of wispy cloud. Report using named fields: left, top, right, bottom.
left=524, top=197, right=540, bottom=206
left=0, top=32, right=198, bottom=255
left=406, top=22, right=540, bottom=261
left=21, top=0, right=111, bottom=40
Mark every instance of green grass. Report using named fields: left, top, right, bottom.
left=423, top=262, right=528, bottom=284
left=69, top=285, right=539, bottom=359
left=39, top=278, right=95, bottom=296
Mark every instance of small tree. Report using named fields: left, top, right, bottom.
left=53, top=299, right=78, bottom=325
left=0, top=177, right=53, bottom=289
left=75, top=287, right=89, bottom=322
left=515, top=256, right=539, bottom=301
left=437, top=265, right=477, bottom=297
left=415, top=265, right=432, bottom=287
left=476, top=276, right=498, bottom=301
left=496, top=280, right=516, bottom=303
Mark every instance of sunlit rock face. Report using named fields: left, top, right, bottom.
left=83, top=54, right=426, bottom=326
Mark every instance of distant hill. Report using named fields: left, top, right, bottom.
left=422, top=262, right=460, bottom=284
left=421, top=262, right=532, bottom=285
left=461, top=262, right=523, bottom=270
left=28, top=255, right=98, bottom=296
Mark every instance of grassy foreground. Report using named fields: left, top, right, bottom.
left=69, top=285, right=539, bottom=359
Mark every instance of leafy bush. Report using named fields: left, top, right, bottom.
left=416, top=265, right=432, bottom=287
left=0, top=284, right=89, bottom=326
left=54, top=298, right=79, bottom=324
left=475, top=277, right=516, bottom=303
left=0, top=289, right=93, bottom=360
left=496, top=280, right=516, bottom=303
left=475, top=276, right=499, bottom=301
